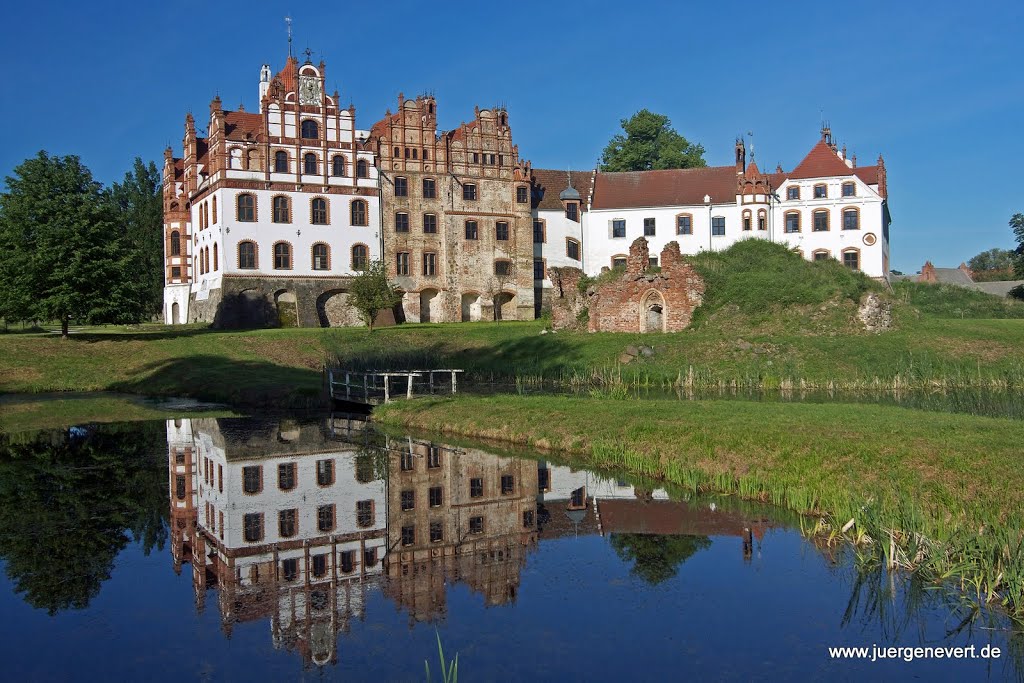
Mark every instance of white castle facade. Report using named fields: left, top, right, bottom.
left=162, top=53, right=890, bottom=327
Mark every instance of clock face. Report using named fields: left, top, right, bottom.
left=299, top=76, right=321, bottom=105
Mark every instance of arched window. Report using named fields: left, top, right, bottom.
left=304, top=153, right=317, bottom=175
left=211, top=196, right=217, bottom=224
left=842, top=248, right=860, bottom=271
left=311, top=197, right=328, bottom=225
left=213, top=243, right=218, bottom=271
left=332, top=155, right=345, bottom=177
left=301, top=119, right=319, bottom=139
left=351, top=199, right=368, bottom=226
left=272, top=196, right=291, bottom=223
left=237, top=194, right=256, bottom=222
left=170, top=230, right=181, bottom=256
left=757, top=209, right=767, bottom=231
left=238, top=241, right=257, bottom=269
left=842, top=207, right=860, bottom=230
left=351, top=244, right=368, bottom=271
left=312, top=243, right=329, bottom=270
left=247, top=149, right=260, bottom=171
left=273, top=242, right=292, bottom=270
left=356, top=159, right=368, bottom=178
left=784, top=211, right=801, bottom=233
left=274, top=151, right=288, bottom=173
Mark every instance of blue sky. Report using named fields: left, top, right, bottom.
left=1, top=0, right=1021, bottom=273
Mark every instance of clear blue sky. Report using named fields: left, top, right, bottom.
left=1, top=0, right=1020, bottom=273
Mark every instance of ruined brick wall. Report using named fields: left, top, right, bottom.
left=586, top=238, right=704, bottom=333
left=548, top=267, right=586, bottom=330
left=372, top=96, right=534, bottom=322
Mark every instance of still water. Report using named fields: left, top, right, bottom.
left=0, top=416, right=1019, bottom=681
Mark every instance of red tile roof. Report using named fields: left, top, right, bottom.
left=224, top=110, right=263, bottom=141
left=744, top=160, right=760, bottom=179
left=853, top=166, right=878, bottom=185
left=273, top=57, right=298, bottom=96
left=532, top=168, right=594, bottom=211
left=788, top=140, right=856, bottom=179
left=196, top=138, right=208, bottom=167
left=591, top=166, right=739, bottom=209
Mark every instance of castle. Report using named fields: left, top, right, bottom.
left=162, top=53, right=891, bottom=327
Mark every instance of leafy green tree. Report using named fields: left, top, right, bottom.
left=967, top=248, right=1015, bottom=281
left=600, top=110, right=706, bottom=172
left=1011, top=213, right=1024, bottom=276
left=107, top=158, right=164, bottom=320
left=348, top=259, right=402, bottom=331
left=609, top=533, right=712, bottom=584
left=0, top=152, right=128, bottom=336
left=0, top=423, right=168, bottom=615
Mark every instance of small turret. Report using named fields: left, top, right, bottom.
left=735, top=137, right=746, bottom=174
left=259, top=64, right=271, bottom=102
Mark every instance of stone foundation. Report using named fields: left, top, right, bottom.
left=187, top=275, right=397, bottom=329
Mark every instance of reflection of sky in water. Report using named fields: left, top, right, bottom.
left=0, top=418, right=1017, bottom=681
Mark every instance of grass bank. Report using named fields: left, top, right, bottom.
left=0, top=393, right=237, bottom=433
left=376, top=395, right=1024, bottom=618
left=2, top=313, right=1023, bottom=410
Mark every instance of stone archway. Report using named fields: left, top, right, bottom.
left=274, top=289, right=298, bottom=328
left=171, top=302, right=180, bottom=325
left=419, top=289, right=440, bottom=323
left=495, top=291, right=516, bottom=321
left=317, top=289, right=363, bottom=327
left=461, top=292, right=481, bottom=322
left=640, top=290, right=666, bottom=333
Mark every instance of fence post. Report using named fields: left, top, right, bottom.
left=384, top=375, right=390, bottom=403
left=451, top=371, right=458, bottom=395
left=407, top=374, right=414, bottom=399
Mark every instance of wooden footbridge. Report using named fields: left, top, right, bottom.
left=327, top=368, right=464, bottom=405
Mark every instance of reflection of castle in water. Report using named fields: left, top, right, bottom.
left=167, top=416, right=772, bottom=667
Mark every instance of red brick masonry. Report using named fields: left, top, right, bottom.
left=550, top=237, right=705, bottom=333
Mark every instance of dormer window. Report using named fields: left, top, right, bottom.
left=566, top=203, right=578, bottom=221
left=301, top=120, right=319, bottom=139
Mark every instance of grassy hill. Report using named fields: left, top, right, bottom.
left=2, top=241, right=1022, bottom=407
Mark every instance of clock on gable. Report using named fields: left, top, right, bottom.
left=299, top=75, right=322, bottom=105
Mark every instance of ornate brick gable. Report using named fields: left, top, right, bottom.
left=551, top=237, right=705, bottom=333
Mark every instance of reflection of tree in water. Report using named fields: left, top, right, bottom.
left=610, top=533, right=712, bottom=585
left=0, top=424, right=168, bottom=615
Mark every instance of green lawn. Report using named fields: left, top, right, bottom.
left=1, top=314, right=1022, bottom=409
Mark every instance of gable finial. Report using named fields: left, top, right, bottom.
left=285, top=15, right=293, bottom=59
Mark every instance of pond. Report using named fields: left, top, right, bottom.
left=0, top=416, right=1019, bottom=681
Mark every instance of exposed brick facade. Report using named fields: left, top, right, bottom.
left=551, top=237, right=705, bottom=333
left=370, top=95, right=534, bottom=322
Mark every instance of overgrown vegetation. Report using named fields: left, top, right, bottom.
left=688, top=239, right=878, bottom=325
left=892, top=280, right=1024, bottom=318
left=377, top=395, right=1024, bottom=620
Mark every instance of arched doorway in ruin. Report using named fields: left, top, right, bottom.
left=640, top=289, right=666, bottom=333
left=495, top=291, right=516, bottom=321
left=274, top=289, right=298, bottom=328
left=171, top=302, right=180, bottom=325
left=419, top=289, right=440, bottom=323
left=317, top=289, right=364, bottom=327
left=461, top=292, right=481, bottom=322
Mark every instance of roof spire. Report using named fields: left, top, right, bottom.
left=285, top=15, right=293, bottom=59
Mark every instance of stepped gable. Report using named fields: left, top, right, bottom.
left=592, top=166, right=739, bottom=209
left=531, top=169, right=594, bottom=210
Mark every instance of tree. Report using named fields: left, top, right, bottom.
left=106, top=158, right=164, bottom=320
left=348, top=259, right=402, bottom=331
left=967, top=248, right=1015, bottom=281
left=0, top=152, right=128, bottom=337
left=0, top=423, right=168, bottom=615
left=609, top=533, right=712, bottom=585
left=600, top=110, right=706, bottom=172
left=1012, top=213, right=1024, bottom=276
